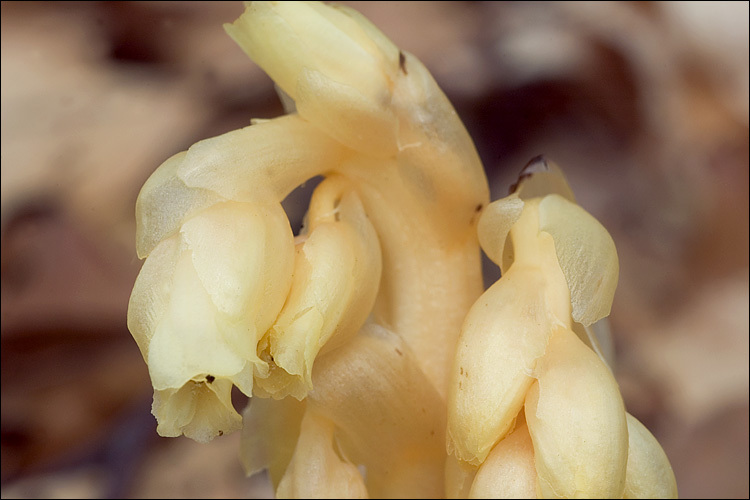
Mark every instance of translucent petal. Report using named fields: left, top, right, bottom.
left=152, top=377, right=241, bottom=443
left=510, top=155, right=577, bottom=203
left=257, top=178, right=381, bottom=399
left=240, top=396, right=306, bottom=489
left=128, top=234, right=181, bottom=361
left=176, top=114, right=347, bottom=202
left=135, top=151, right=224, bottom=258
left=146, top=247, right=253, bottom=394
left=277, top=409, right=368, bottom=499
left=477, top=195, right=524, bottom=268
left=447, top=266, right=553, bottom=466
left=445, top=455, right=477, bottom=499
left=623, top=413, right=678, bottom=499
left=225, top=1, right=387, bottom=103
left=469, top=413, right=537, bottom=499
left=525, top=327, right=628, bottom=498
left=538, top=194, right=619, bottom=326
left=180, top=201, right=294, bottom=336
left=309, top=323, right=446, bottom=498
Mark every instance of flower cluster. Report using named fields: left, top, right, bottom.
left=127, top=2, right=676, bottom=497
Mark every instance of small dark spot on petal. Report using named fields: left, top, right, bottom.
left=475, top=203, right=483, bottom=212
left=395, top=348, right=403, bottom=356
left=218, top=430, right=223, bottom=436
left=206, top=375, right=215, bottom=383
left=399, top=50, right=407, bottom=74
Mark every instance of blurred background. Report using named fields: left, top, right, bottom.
left=1, top=1, right=747, bottom=498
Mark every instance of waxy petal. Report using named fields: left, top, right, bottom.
left=277, top=409, right=368, bottom=498
left=525, top=327, right=628, bottom=498
left=539, top=194, right=619, bottom=326
left=623, top=413, right=678, bottom=499
left=469, top=413, right=537, bottom=499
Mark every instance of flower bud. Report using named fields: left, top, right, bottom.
left=128, top=200, right=295, bottom=441
left=254, top=176, right=382, bottom=400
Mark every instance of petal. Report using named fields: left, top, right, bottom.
left=445, top=455, right=477, bottom=499
left=509, top=155, right=577, bottom=203
left=152, top=377, right=241, bottom=443
left=135, top=151, right=224, bottom=258
left=224, top=1, right=390, bottom=103
left=469, top=413, right=537, bottom=499
left=525, top=326, right=628, bottom=498
left=476, top=194, right=524, bottom=269
left=623, top=413, right=678, bottom=499
left=225, top=2, right=397, bottom=157
left=256, top=178, right=381, bottom=399
left=538, top=193, right=619, bottom=326
left=128, top=233, right=181, bottom=361
left=146, top=246, right=252, bottom=393
left=309, top=323, right=446, bottom=498
left=240, top=396, right=306, bottom=489
left=276, top=409, right=368, bottom=499
left=176, top=114, right=347, bottom=203
left=447, top=266, right=553, bottom=466
left=180, top=201, right=294, bottom=335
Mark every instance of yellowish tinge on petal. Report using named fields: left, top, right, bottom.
left=240, top=396, right=306, bottom=489
left=469, top=412, right=537, bottom=499
left=538, top=193, right=619, bottom=326
left=623, top=413, right=678, bottom=499
left=525, top=326, right=628, bottom=499
left=277, top=408, right=369, bottom=499
left=310, top=323, right=446, bottom=499
left=447, top=266, right=554, bottom=466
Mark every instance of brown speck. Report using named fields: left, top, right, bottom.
left=205, top=375, right=215, bottom=383
left=334, top=212, right=341, bottom=222
left=475, top=203, right=483, bottom=212
left=399, top=50, right=407, bottom=74
left=459, top=367, right=463, bottom=375
left=218, top=430, right=223, bottom=436
left=395, top=348, right=403, bottom=356
left=430, top=430, right=435, bottom=436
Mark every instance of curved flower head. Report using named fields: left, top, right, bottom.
left=447, top=158, right=669, bottom=498
left=128, top=198, right=296, bottom=442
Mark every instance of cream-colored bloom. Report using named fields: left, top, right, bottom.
left=127, top=1, right=676, bottom=497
